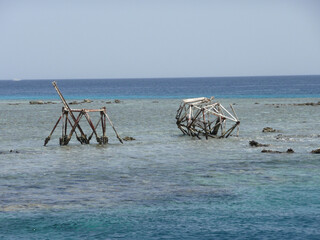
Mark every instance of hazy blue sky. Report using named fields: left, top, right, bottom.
left=0, top=0, right=319, bottom=80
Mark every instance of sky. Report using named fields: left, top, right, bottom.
left=0, top=0, right=319, bottom=80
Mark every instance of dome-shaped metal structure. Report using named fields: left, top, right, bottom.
left=175, top=97, right=240, bottom=139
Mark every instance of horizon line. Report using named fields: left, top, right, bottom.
left=1, top=74, right=320, bottom=81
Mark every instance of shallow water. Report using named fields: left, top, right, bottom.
left=1, top=98, right=320, bottom=239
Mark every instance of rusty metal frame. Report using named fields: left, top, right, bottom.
left=44, top=82, right=123, bottom=146
left=175, top=97, right=240, bottom=139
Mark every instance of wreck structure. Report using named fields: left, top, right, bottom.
left=175, top=97, right=240, bottom=139
left=44, top=81, right=123, bottom=146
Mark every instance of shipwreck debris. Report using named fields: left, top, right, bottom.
left=44, top=81, right=123, bottom=146
left=175, top=97, right=240, bottom=139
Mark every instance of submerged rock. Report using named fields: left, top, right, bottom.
left=114, top=99, right=121, bottom=103
left=286, top=148, right=295, bottom=153
left=266, top=101, right=320, bottom=107
left=261, top=148, right=294, bottom=154
left=83, top=99, right=93, bottom=103
left=261, top=149, right=282, bottom=153
left=0, top=150, right=20, bottom=154
left=311, top=148, right=320, bottom=154
left=106, top=101, right=112, bottom=104
left=69, top=101, right=80, bottom=105
left=9, top=149, right=19, bottom=153
left=249, top=140, right=270, bottom=147
left=262, top=127, right=277, bottom=133
left=123, top=136, right=135, bottom=141
left=29, top=100, right=44, bottom=105
left=293, top=101, right=320, bottom=106
left=29, top=101, right=57, bottom=105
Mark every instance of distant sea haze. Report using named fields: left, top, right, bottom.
left=0, top=75, right=320, bottom=100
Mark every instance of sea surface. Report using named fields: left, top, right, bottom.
left=1, top=76, right=320, bottom=239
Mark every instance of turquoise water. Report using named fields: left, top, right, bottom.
left=1, top=97, right=320, bottom=239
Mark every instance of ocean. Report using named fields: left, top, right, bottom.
left=1, top=75, right=320, bottom=100
left=1, top=75, right=320, bottom=239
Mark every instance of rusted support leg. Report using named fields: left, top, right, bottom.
left=44, top=114, right=63, bottom=146
left=84, top=112, right=101, bottom=144
left=225, top=122, right=240, bottom=138
left=52, top=83, right=88, bottom=144
left=66, top=112, right=87, bottom=144
left=63, top=109, right=88, bottom=144
left=220, top=118, right=226, bottom=136
left=61, top=108, right=65, bottom=137
left=88, top=118, right=101, bottom=142
left=67, top=117, right=82, bottom=143
left=73, top=112, right=88, bottom=144
left=101, top=109, right=108, bottom=144
left=87, top=109, right=107, bottom=144
left=188, top=127, right=201, bottom=139
left=60, top=109, right=68, bottom=145
left=202, top=109, right=208, bottom=140
left=179, top=124, right=190, bottom=136
left=60, top=109, right=71, bottom=145
left=64, top=111, right=68, bottom=136
left=178, top=125, right=188, bottom=135
left=211, top=117, right=221, bottom=135
left=103, top=109, right=123, bottom=144
left=187, top=109, right=202, bottom=128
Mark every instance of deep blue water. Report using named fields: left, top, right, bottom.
left=1, top=75, right=320, bottom=99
